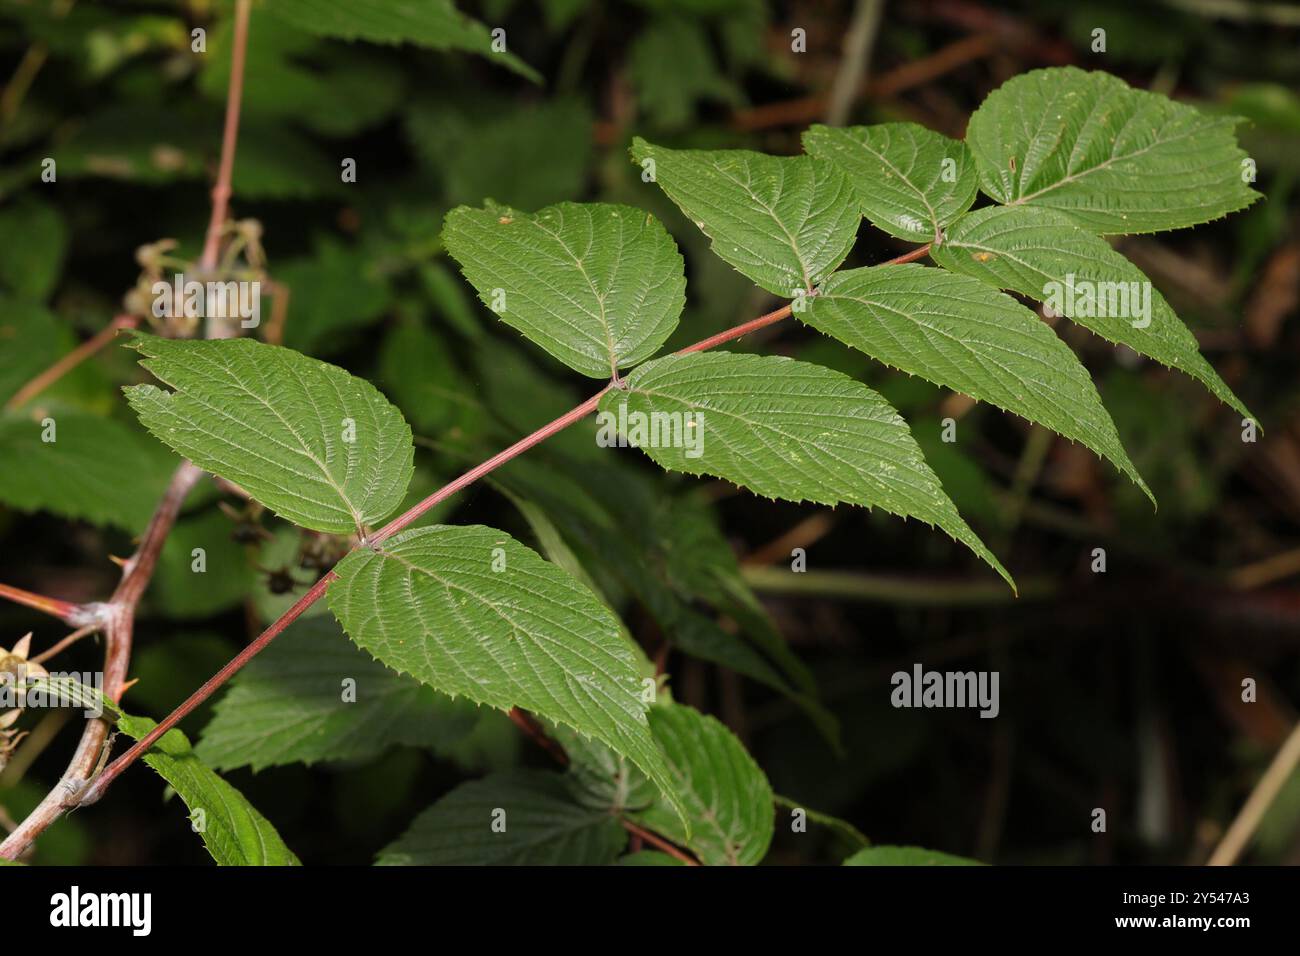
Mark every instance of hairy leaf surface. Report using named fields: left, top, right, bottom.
left=808, top=263, right=1151, bottom=501
left=124, top=336, right=414, bottom=534
left=803, top=123, right=977, bottom=243
left=599, top=353, right=1012, bottom=587
left=931, top=205, right=1251, bottom=418
left=966, top=66, right=1259, bottom=233
left=630, top=138, right=859, bottom=295
left=328, top=524, right=686, bottom=825
left=443, top=202, right=685, bottom=377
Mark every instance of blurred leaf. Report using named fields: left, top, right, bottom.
left=408, top=98, right=592, bottom=210
left=0, top=199, right=67, bottom=301
left=264, top=0, right=541, bottom=82
left=0, top=410, right=175, bottom=531
left=629, top=17, right=740, bottom=128
left=277, top=238, right=392, bottom=354
left=197, top=616, right=479, bottom=771
left=149, top=508, right=256, bottom=619
left=378, top=770, right=626, bottom=865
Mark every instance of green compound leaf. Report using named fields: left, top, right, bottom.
left=931, top=205, right=1252, bottom=420
left=263, top=0, right=541, bottom=83
left=124, top=336, right=414, bottom=535
left=196, top=617, right=478, bottom=772
left=327, top=524, right=688, bottom=829
left=808, top=263, right=1152, bottom=503
left=966, top=66, right=1260, bottom=234
left=803, top=123, right=977, bottom=244
left=630, top=705, right=774, bottom=866
left=116, top=715, right=300, bottom=866
left=630, top=138, right=859, bottom=295
left=843, top=845, right=981, bottom=866
left=377, top=770, right=627, bottom=865
left=598, top=352, right=1012, bottom=588
left=442, top=202, right=686, bottom=378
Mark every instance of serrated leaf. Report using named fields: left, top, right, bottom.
left=197, top=617, right=478, bottom=772
left=263, top=0, right=541, bottom=82
left=931, top=205, right=1251, bottom=419
left=843, top=845, right=981, bottom=866
left=327, top=524, right=688, bottom=828
left=0, top=412, right=176, bottom=531
left=443, top=202, right=685, bottom=378
left=966, top=66, right=1260, bottom=234
left=631, top=705, right=773, bottom=866
left=630, top=138, right=859, bottom=295
left=629, top=16, right=740, bottom=128
left=546, top=722, right=659, bottom=814
left=124, top=336, right=414, bottom=535
left=492, top=454, right=837, bottom=745
left=808, top=263, right=1151, bottom=502
left=599, top=352, right=1012, bottom=587
left=377, top=770, right=626, bottom=865
left=115, top=715, right=300, bottom=866
left=803, top=123, right=977, bottom=244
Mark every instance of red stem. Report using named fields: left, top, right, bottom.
left=80, top=244, right=930, bottom=803
left=80, top=570, right=333, bottom=804
left=370, top=386, right=611, bottom=545
left=0, top=582, right=85, bottom=625
left=198, top=0, right=250, bottom=276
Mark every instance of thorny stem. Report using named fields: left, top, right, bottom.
left=14, top=241, right=939, bottom=854
left=0, top=0, right=939, bottom=849
left=0, top=462, right=200, bottom=859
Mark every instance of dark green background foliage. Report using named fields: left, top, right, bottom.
left=1, top=0, right=1299, bottom=865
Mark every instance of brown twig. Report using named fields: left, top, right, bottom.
left=5, top=316, right=138, bottom=412
left=0, top=462, right=200, bottom=859
left=199, top=0, right=251, bottom=323
left=30, top=623, right=100, bottom=665
left=619, top=819, right=700, bottom=865
left=64, top=238, right=933, bottom=838
left=731, top=33, right=998, bottom=132
left=507, top=707, right=570, bottom=767
left=1208, top=716, right=1300, bottom=865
